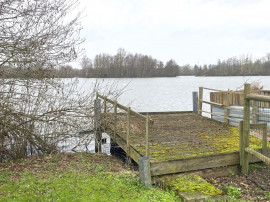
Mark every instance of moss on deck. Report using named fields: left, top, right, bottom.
left=106, top=113, right=264, bottom=162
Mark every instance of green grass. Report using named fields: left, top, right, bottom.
left=0, top=153, right=180, bottom=202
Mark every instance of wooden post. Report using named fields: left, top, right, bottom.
left=94, top=98, right=102, bottom=153
left=210, top=103, right=213, bottom=119
left=192, top=92, right=198, bottom=114
left=103, top=96, right=107, bottom=131
left=209, top=92, right=213, bottom=119
left=242, top=83, right=251, bottom=174
left=252, top=101, right=258, bottom=124
left=127, top=107, right=131, bottom=157
left=146, top=114, right=150, bottom=158
left=198, top=87, right=203, bottom=116
left=114, top=101, right=117, bottom=140
left=239, top=121, right=244, bottom=166
left=262, top=123, right=268, bottom=156
left=224, top=91, right=230, bottom=124
left=104, top=96, right=107, bottom=114
left=138, top=157, right=151, bottom=188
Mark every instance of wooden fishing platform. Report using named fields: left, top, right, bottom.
left=96, top=92, right=265, bottom=182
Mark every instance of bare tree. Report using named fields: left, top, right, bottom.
left=0, top=0, right=84, bottom=72
left=80, top=55, right=93, bottom=77
left=0, top=0, right=121, bottom=161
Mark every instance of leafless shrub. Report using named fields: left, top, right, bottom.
left=250, top=81, right=263, bottom=92
left=0, top=78, right=122, bottom=161
left=236, top=82, right=263, bottom=93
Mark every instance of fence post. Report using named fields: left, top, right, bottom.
left=94, top=98, right=102, bottom=153
left=242, top=83, right=251, bottom=174
left=139, top=114, right=151, bottom=187
left=193, top=92, right=198, bottom=114
left=146, top=114, right=150, bottom=158
left=138, top=157, right=151, bottom=188
left=252, top=101, right=258, bottom=124
left=239, top=121, right=244, bottom=166
left=103, top=96, right=107, bottom=132
left=198, top=87, right=203, bottom=115
left=114, top=101, right=117, bottom=140
left=127, top=107, right=131, bottom=158
left=224, top=91, right=230, bottom=124
left=262, top=123, right=268, bottom=156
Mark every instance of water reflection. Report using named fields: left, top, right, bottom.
left=59, top=133, right=111, bottom=155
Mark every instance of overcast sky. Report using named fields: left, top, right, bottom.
left=74, top=0, right=270, bottom=68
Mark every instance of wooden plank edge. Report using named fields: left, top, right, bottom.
left=150, top=152, right=261, bottom=176
left=151, top=165, right=239, bottom=184
left=139, top=111, right=193, bottom=115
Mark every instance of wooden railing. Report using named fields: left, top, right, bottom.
left=198, top=86, right=270, bottom=127
left=198, top=85, right=270, bottom=173
left=198, top=87, right=244, bottom=124
left=211, top=89, right=270, bottom=107
left=240, top=84, right=270, bottom=174
left=96, top=92, right=153, bottom=158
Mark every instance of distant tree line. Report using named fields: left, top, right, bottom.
left=53, top=48, right=180, bottom=78
left=193, top=53, right=270, bottom=76
left=53, top=52, right=270, bottom=78
left=2, top=48, right=270, bottom=78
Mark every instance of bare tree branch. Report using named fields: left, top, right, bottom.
left=0, top=0, right=84, bottom=71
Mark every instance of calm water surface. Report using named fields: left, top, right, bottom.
left=80, top=76, right=270, bottom=112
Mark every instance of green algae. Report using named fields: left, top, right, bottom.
left=166, top=175, right=223, bottom=196
left=108, top=113, right=267, bottom=163
left=136, top=126, right=266, bottom=162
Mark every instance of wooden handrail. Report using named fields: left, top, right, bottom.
left=246, top=94, right=270, bottom=102
left=201, top=100, right=224, bottom=107
left=96, top=92, right=152, bottom=158
left=203, top=87, right=245, bottom=95
left=250, top=123, right=267, bottom=129
left=245, top=147, right=270, bottom=165
left=96, top=92, right=154, bottom=124
left=202, top=87, right=224, bottom=92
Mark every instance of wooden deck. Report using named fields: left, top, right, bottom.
left=104, top=111, right=263, bottom=177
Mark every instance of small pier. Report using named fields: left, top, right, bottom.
left=95, top=85, right=270, bottom=185
left=105, top=112, right=260, bottom=175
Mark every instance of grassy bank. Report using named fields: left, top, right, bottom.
left=0, top=153, right=180, bottom=201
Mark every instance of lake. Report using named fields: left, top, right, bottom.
left=80, top=76, right=270, bottom=112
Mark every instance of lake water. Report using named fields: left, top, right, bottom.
left=80, top=76, right=270, bottom=112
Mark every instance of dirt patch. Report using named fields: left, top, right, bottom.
left=206, top=164, right=270, bottom=201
